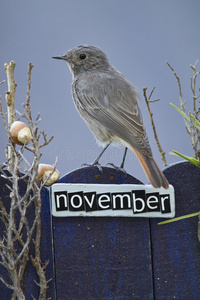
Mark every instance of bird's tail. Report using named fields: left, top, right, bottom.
left=132, top=147, right=169, bottom=189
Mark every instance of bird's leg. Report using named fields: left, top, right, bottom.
left=82, top=143, right=111, bottom=171
left=120, top=147, right=128, bottom=169
left=107, top=147, right=127, bottom=173
left=92, top=143, right=111, bottom=165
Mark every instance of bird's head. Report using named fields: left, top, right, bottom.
left=53, top=45, right=110, bottom=76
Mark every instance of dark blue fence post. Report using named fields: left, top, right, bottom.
left=52, top=166, right=154, bottom=300
left=150, top=162, right=200, bottom=299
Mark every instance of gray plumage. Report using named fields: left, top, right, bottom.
left=53, top=45, right=169, bottom=188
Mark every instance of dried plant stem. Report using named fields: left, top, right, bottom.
left=4, top=61, right=17, bottom=125
left=166, top=61, right=191, bottom=135
left=4, top=61, right=17, bottom=171
left=143, top=87, right=167, bottom=166
left=25, top=63, right=34, bottom=128
left=190, top=60, right=199, bottom=114
left=31, top=193, right=48, bottom=300
left=190, top=61, right=200, bottom=155
left=167, top=61, right=200, bottom=159
left=166, top=62, right=188, bottom=124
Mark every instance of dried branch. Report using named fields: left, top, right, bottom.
left=4, top=62, right=16, bottom=125
left=0, top=97, right=7, bottom=128
left=0, top=80, right=6, bottom=85
left=167, top=61, right=200, bottom=159
left=0, top=275, right=14, bottom=290
left=4, top=61, right=17, bottom=171
left=190, top=60, right=200, bottom=109
left=31, top=205, right=49, bottom=300
left=166, top=61, right=191, bottom=135
left=143, top=87, right=167, bottom=166
left=38, top=131, right=54, bottom=149
left=25, top=63, right=34, bottom=128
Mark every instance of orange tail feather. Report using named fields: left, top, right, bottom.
left=131, top=147, right=169, bottom=189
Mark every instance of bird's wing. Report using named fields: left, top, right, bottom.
left=74, top=73, right=152, bottom=157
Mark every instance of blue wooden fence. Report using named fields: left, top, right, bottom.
left=0, top=161, right=200, bottom=299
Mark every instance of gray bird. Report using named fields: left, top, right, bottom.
left=53, top=45, right=169, bottom=189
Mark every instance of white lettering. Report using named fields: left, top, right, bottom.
left=98, top=194, right=111, bottom=209
left=70, top=195, right=83, bottom=208
left=160, top=195, right=169, bottom=211
left=112, top=194, right=131, bottom=209
left=147, top=195, right=159, bottom=210
left=84, top=194, right=96, bottom=208
left=56, top=194, right=67, bottom=208
left=132, top=193, right=145, bottom=212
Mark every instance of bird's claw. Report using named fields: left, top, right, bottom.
left=82, top=162, right=103, bottom=172
left=107, top=163, right=127, bottom=174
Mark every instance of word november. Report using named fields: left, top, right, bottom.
left=51, top=184, right=175, bottom=218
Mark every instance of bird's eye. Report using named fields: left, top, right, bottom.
left=79, top=53, right=86, bottom=60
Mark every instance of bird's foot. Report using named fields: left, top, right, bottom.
left=107, top=163, right=127, bottom=174
left=82, top=161, right=103, bottom=172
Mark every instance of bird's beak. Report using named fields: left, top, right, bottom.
left=52, top=55, right=68, bottom=61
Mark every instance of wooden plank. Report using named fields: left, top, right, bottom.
left=150, top=162, right=200, bottom=299
left=52, top=166, right=154, bottom=299
left=0, top=172, right=55, bottom=299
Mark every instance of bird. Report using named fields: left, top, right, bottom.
left=53, top=45, right=169, bottom=189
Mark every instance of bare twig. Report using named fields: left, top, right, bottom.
left=4, top=61, right=17, bottom=170
left=0, top=80, right=6, bottom=85
left=31, top=199, right=49, bottom=300
left=166, top=61, right=191, bottom=135
left=143, top=87, right=167, bottom=166
left=25, top=63, right=34, bottom=128
left=4, top=61, right=17, bottom=125
left=4, top=61, right=17, bottom=171
left=167, top=61, right=200, bottom=159
left=0, top=276, right=14, bottom=290
left=0, top=97, right=7, bottom=128
left=39, top=131, right=54, bottom=149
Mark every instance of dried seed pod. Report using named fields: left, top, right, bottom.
left=10, top=121, right=32, bottom=145
left=38, top=163, right=60, bottom=186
